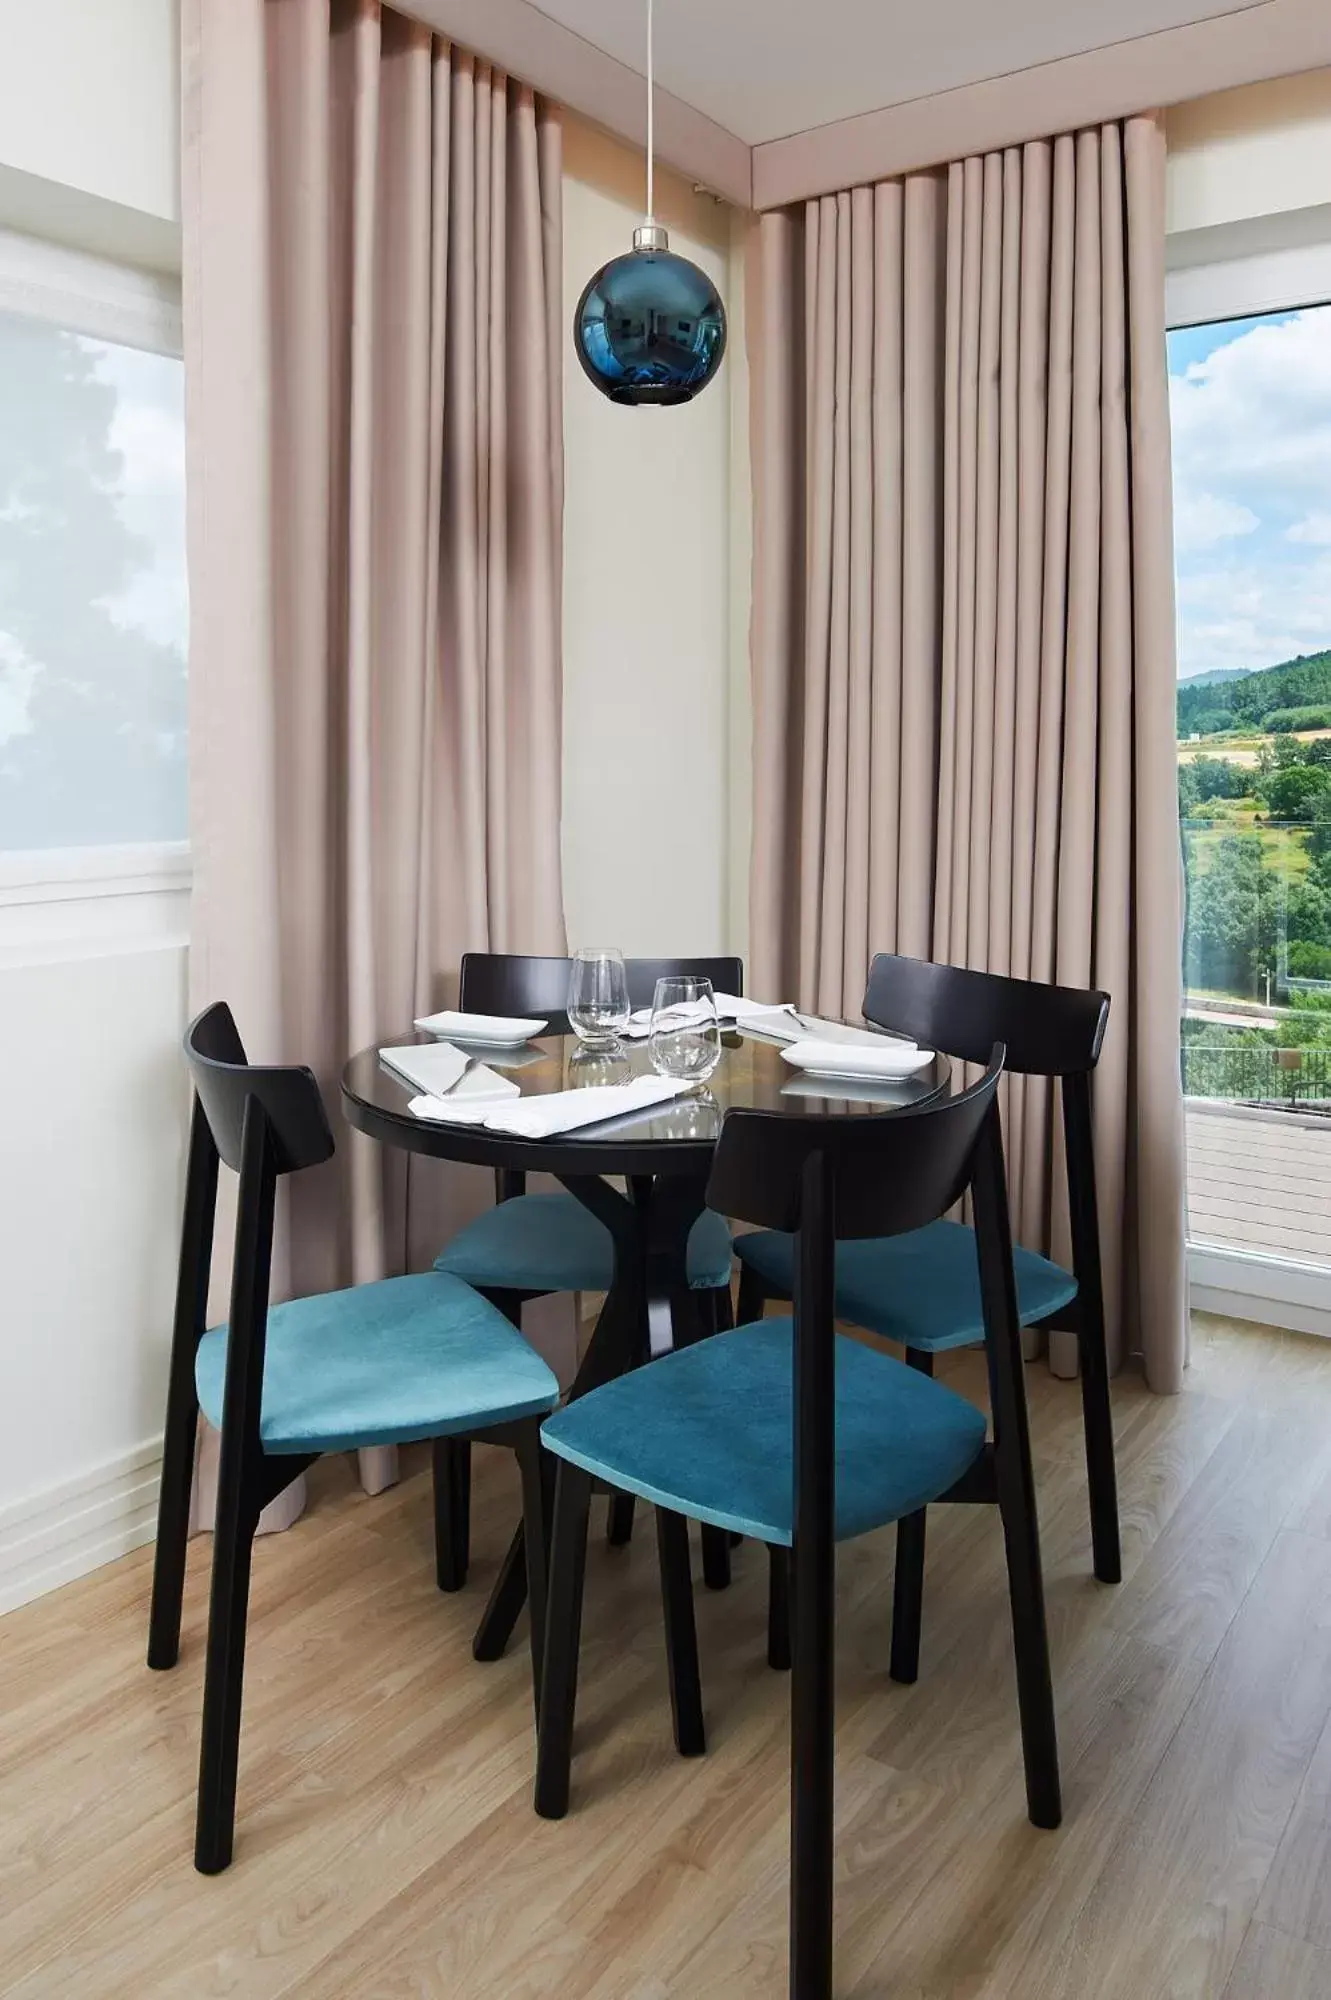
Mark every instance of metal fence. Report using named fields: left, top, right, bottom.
left=1183, top=1043, right=1331, bottom=1107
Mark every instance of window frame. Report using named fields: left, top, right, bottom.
left=0, top=228, right=188, bottom=940
left=1166, top=215, right=1331, bottom=1325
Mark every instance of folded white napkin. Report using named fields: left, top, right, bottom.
left=410, top=1072, right=692, bottom=1136
left=792, top=1019, right=916, bottom=1050
left=715, top=997, right=896, bottom=1047
left=622, top=993, right=800, bottom=1041
left=450, top=1063, right=521, bottom=1102
left=380, top=1041, right=470, bottom=1096
left=409, top=1093, right=497, bottom=1126
left=486, top=1074, right=692, bottom=1137
left=385, top=1041, right=521, bottom=1119
left=609, top=994, right=909, bottom=1051
left=407, top=1066, right=520, bottom=1125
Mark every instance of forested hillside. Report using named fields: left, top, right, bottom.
left=1178, top=649, right=1331, bottom=735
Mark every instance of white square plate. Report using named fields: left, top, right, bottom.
left=413, top=1009, right=548, bottom=1047
left=780, top=1038, right=934, bottom=1082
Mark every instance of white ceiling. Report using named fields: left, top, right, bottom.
left=528, top=0, right=1264, bottom=146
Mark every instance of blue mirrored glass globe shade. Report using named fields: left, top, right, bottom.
left=574, top=242, right=727, bottom=405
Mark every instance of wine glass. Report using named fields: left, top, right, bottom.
left=567, top=947, right=630, bottom=1047
left=648, top=976, right=721, bottom=1083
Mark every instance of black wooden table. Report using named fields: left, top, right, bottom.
left=341, top=1025, right=951, bottom=1654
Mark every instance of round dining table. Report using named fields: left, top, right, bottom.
left=341, top=1022, right=951, bottom=1657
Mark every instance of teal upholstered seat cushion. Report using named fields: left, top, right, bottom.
left=434, top=1192, right=733, bottom=1294
left=541, top=1320, right=987, bottom=1546
left=195, top=1271, right=560, bottom=1455
left=734, top=1218, right=1077, bottom=1353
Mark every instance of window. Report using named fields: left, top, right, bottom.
left=0, top=231, right=185, bottom=861
left=1169, top=285, right=1331, bottom=1294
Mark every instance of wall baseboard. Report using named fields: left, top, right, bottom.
left=0, top=1439, right=161, bottom=1617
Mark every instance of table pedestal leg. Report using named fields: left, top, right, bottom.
left=469, top=1169, right=710, bottom=1660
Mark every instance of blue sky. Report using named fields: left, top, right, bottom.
left=1168, top=304, right=1331, bottom=681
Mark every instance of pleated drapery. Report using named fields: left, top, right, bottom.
left=182, top=0, right=566, bottom=1511
left=749, top=117, right=1187, bottom=1391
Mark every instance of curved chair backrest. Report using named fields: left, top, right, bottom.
left=185, top=1002, right=334, bottom=1176
left=709, top=1051, right=1022, bottom=1604
left=864, top=953, right=1109, bottom=1351
left=863, top=953, right=1108, bottom=1079
left=172, top=1004, right=337, bottom=1484
left=706, top=1047, right=1006, bottom=1243
left=460, top=952, right=744, bottom=1028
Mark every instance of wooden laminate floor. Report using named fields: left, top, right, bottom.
left=7, top=1315, right=1331, bottom=1999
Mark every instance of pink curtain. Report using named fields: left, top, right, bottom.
left=182, top=0, right=567, bottom=1520
left=749, top=117, right=1188, bottom=1391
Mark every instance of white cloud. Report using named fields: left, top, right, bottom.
left=1170, top=307, right=1331, bottom=678
left=1289, top=513, right=1331, bottom=547
left=0, top=630, right=38, bottom=748
left=1170, top=311, right=1331, bottom=515
left=84, top=336, right=188, bottom=653
left=1174, top=490, right=1258, bottom=553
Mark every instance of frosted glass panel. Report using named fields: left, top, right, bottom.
left=0, top=311, right=187, bottom=848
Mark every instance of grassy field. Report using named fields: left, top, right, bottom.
left=1179, top=724, right=1323, bottom=881
left=1178, top=726, right=1331, bottom=768
left=1183, top=819, right=1311, bottom=879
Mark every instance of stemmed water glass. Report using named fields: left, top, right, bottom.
left=567, top=947, right=631, bottom=1047
left=648, top=975, right=722, bottom=1084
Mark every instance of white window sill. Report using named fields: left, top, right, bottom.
left=1190, top=1242, right=1331, bottom=1340
left=0, top=843, right=190, bottom=965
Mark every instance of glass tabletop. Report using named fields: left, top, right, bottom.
left=341, top=1028, right=952, bottom=1175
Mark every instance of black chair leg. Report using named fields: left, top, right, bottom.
left=473, top=1522, right=526, bottom=1662
left=790, top=1529, right=835, bottom=2000
left=432, top=1436, right=471, bottom=1592
left=888, top=1349, right=934, bottom=1685
left=996, top=1455, right=1062, bottom=1830
left=767, top=1544, right=792, bottom=1671
left=147, top=1382, right=199, bottom=1671
left=737, top=1263, right=768, bottom=1328
left=516, top=1426, right=555, bottom=1716
left=535, top=1463, right=593, bottom=1820
left=194, top=1487, right=260, bottom=1874
left=889, top=1511, right=927, bottom=1685
left=606, top=1492, right=636, bottom=1546
left=1077, top=1321, right=1122, bottom=1585
left=701, top=1523, right=733, bottom=1590
left=656, top=1507, right=706, bottom=1757
left=688, top=1287, right=734, bottom=1590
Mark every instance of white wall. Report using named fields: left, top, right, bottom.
left=0, top=57, right=753, bottom=1614
left=0, top=930, right=189, bottom=1609
left=1164, top=73, right=1331, bottom=361
left=0, top=0, right=180, bottom=271
left=1167, top=69, right=1331, bottom=237
left=561, top=117, right=741, bottom=960
left=0, top=0, right=187, bottom=1612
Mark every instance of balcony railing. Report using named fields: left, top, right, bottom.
left=1183, top=1043, right=1331, bottom=1109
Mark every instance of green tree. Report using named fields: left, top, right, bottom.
left=1178, top=755, right=1251, bottom=813
left=1258, top=762, right=1331, bottom=823
left=1184, top=834, right=1272, bottom=996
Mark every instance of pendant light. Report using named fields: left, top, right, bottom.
left=573, top=0, right=727, bottom=406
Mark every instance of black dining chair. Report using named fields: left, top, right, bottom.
left=431, top=951, right=743, bottom=1589
left=533, top=1049, right=1061, bottom=2000
left=147, top=1003, right=561, bottom=1874
left=735, top=952, right=1116, bottom=1682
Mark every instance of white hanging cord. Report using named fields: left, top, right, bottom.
left=645, top=0, right=655, bottom=223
